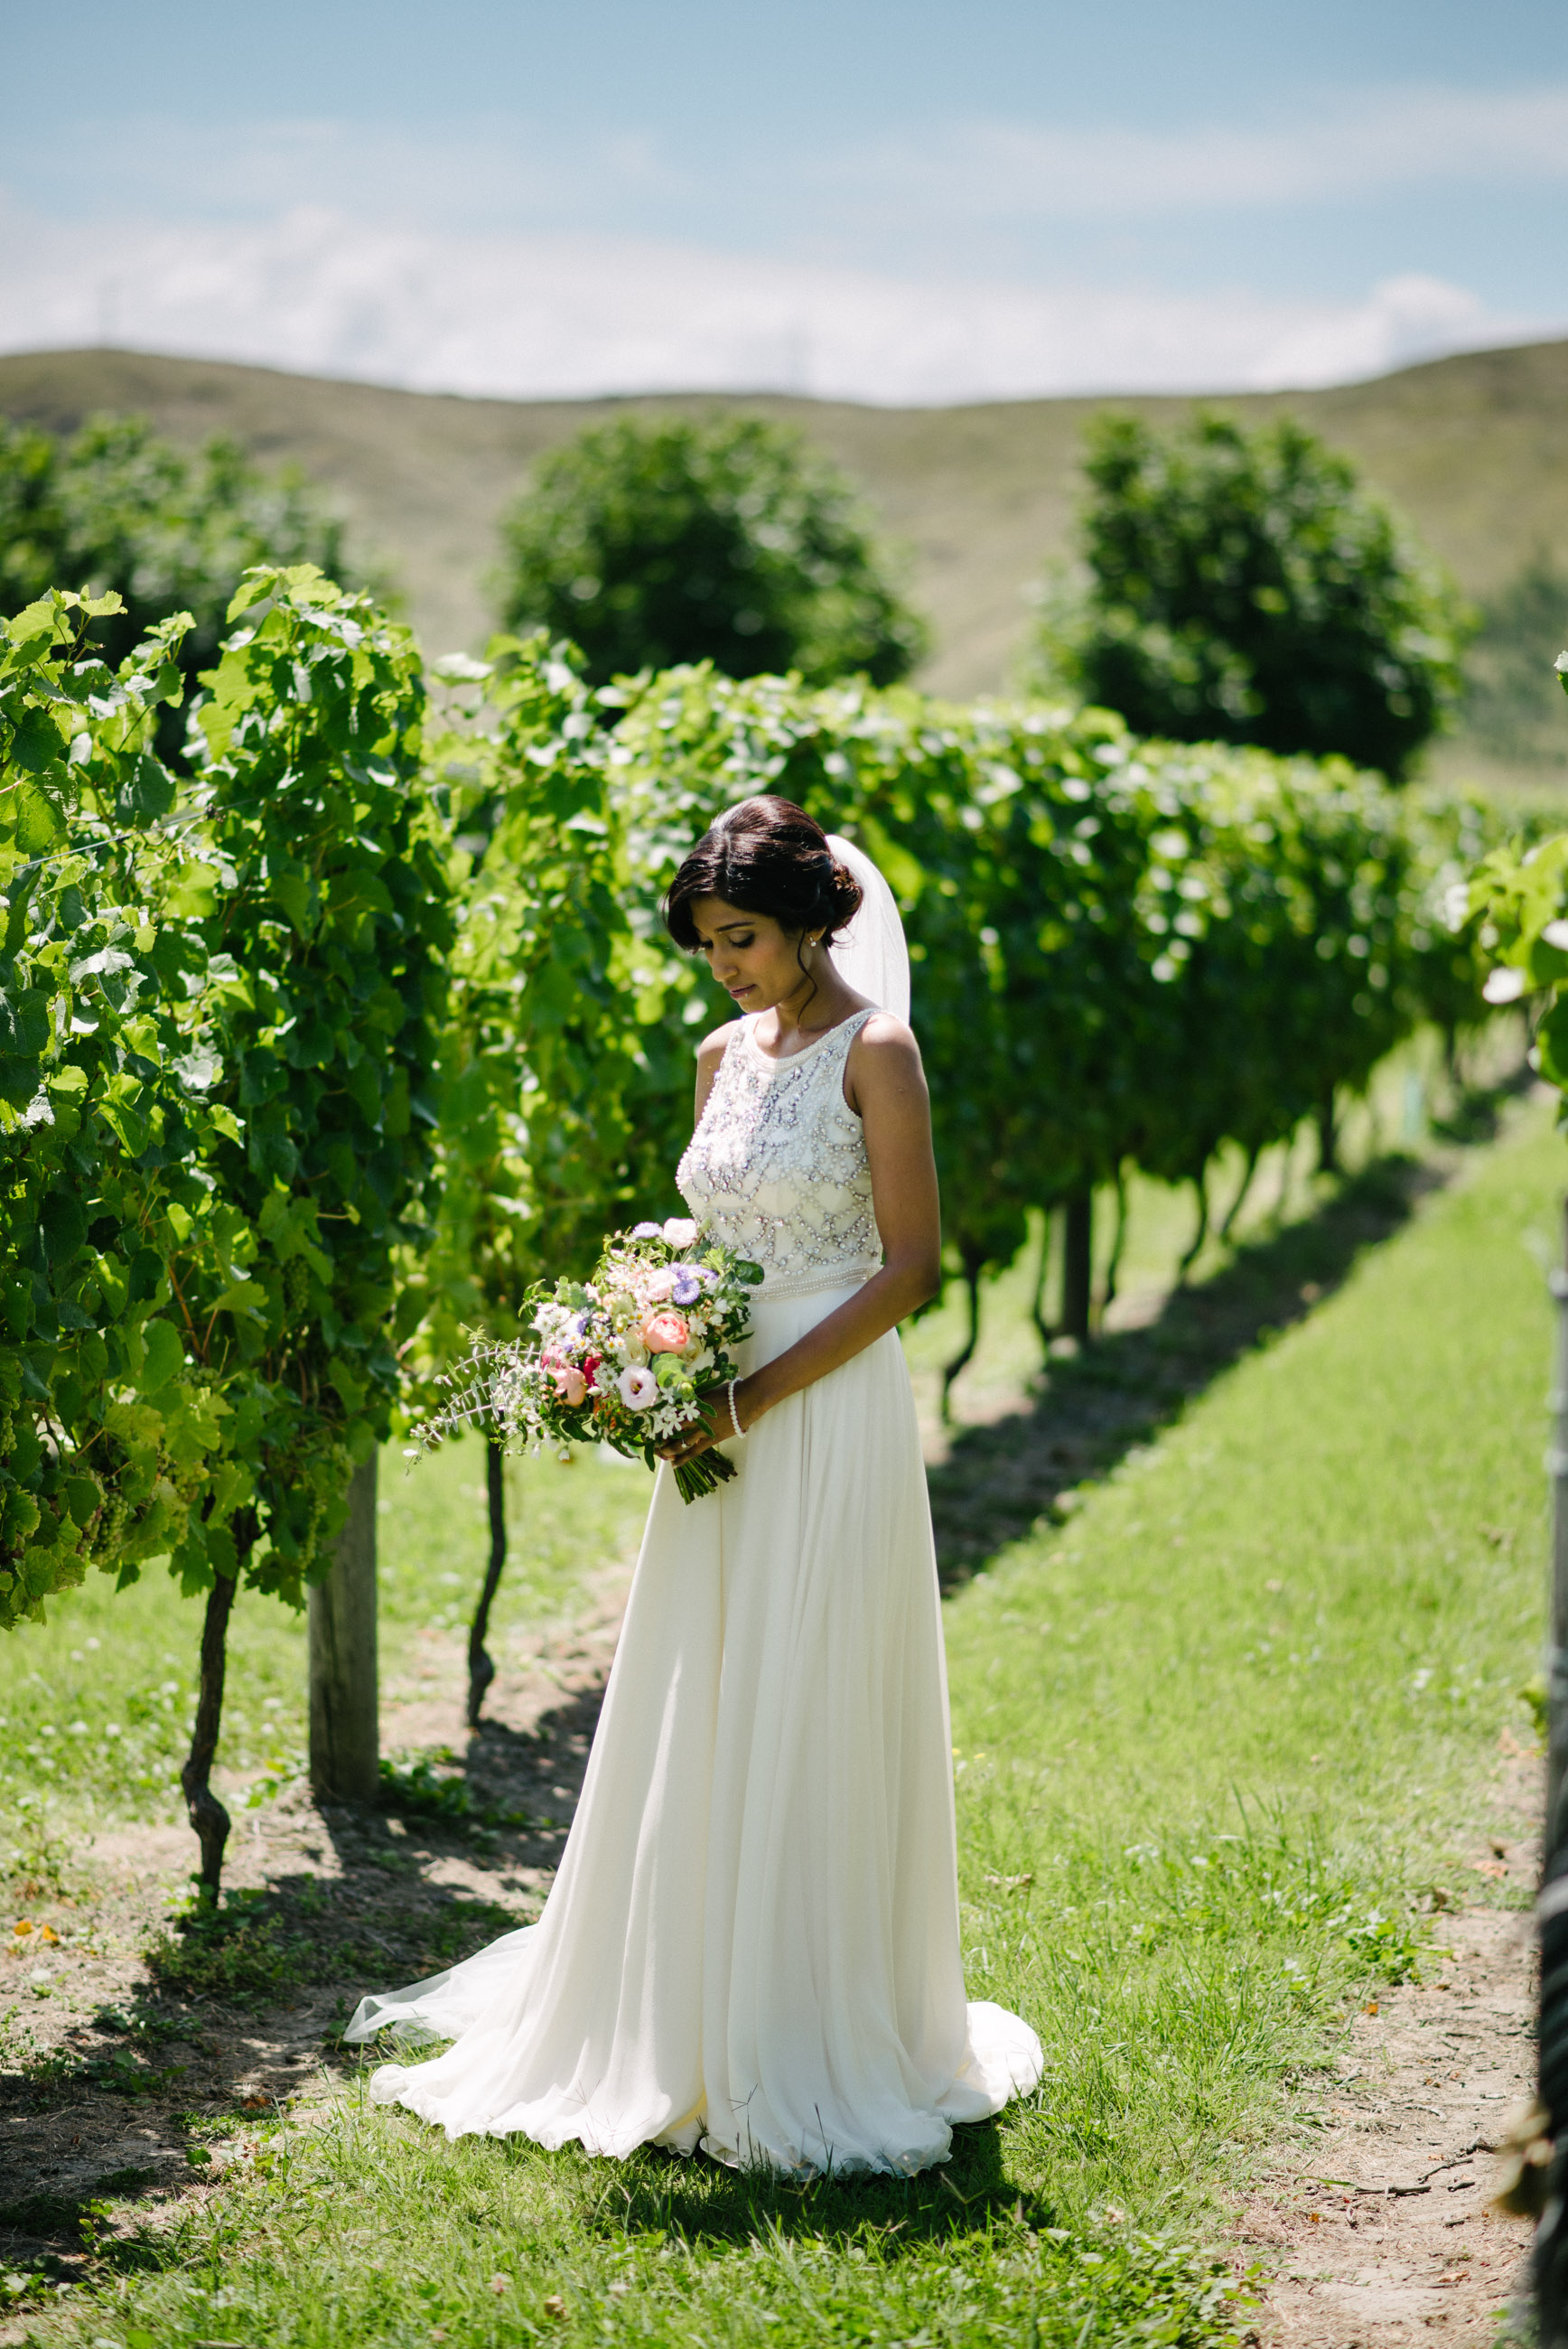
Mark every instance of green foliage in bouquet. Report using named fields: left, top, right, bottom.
left=415, top=1223, right=762, bottom=1506
left=497, top=414, right=926, bottom=690
left=1030, top=410, right=1468, bottom=782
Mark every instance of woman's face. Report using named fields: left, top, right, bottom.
left=689, top=896, right=817, bottom=1013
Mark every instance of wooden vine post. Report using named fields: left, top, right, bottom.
left=308, top=1454, right=379, bottom=1805
left=1534, top=1201, right=1568, bottom=2340
left=1060, top=1193, right=1094, bottom=1348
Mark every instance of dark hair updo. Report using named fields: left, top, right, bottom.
left=662, top=796, right=863, bottom=950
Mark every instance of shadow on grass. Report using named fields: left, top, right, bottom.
left=929, top=1148, right=1447, bottom=1587
left=376, top=1682, right=603, bottom=1862
left=0, top=1873, right=518, bottom=2268
left=581, top=2116, right=1047, bottom=2251
left=0, top=1993, right=208, bottom=2275
left=0, top=1671, right=616, bottom=2266
left=0, top=1098, right=1523, bottom=2286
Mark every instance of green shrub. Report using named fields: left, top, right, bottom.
left=0, top=413, right=359, bottom=763
left=1031, top=409, right=1468, bottom=781
left=498, top=415, right=926, bottom=688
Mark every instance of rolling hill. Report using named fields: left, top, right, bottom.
left=3, top=341, right=1566, bottom=773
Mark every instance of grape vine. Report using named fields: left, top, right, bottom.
left=4, top=578, right=1507, bottom=1895
left=2, top=565, right=453, bottom=1887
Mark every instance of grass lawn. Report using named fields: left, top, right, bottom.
left=2, top=1085, right=1559, bottom=2349
left=0, top=1444, right=653, bottom=1847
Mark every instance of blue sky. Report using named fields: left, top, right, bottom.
left=4, top=0, right=1566, bottom=400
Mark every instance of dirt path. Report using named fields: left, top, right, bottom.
left=1244, top=1750, right=1541, bottom=2347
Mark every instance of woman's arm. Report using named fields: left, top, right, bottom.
left=659, top=1014, right=941, bottom=1463
left=692, top=1021, right=737, bottom=1127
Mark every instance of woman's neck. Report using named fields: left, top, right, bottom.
left=753, top=958, right=868, bottom=1056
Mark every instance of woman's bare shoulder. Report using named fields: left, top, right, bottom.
left=695, top=1019, right=743, bottom=1073
left=848, top=1009, right=921, bottom=1066
left=845, top=1011, right=926, bottom=1113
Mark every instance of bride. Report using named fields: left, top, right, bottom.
left=347, top=795, right=1042, bottom=2174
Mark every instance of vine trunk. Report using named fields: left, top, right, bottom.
left=181, top=1565, right=239, bottom=1895
left=467, top=1437, right=509, bottom=1727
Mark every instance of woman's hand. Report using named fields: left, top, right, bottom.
left=655, top=1383, right=743, bottom=1469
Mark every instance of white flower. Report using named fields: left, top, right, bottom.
left=1545, top=920, right=1568, bottom=951
left=662, top=1217, right=699, bottom=1249
left=1482, top=966, right=1527, bottom=1004
left=618, top=1365, right=658, bottom=1411
left=1441, top=881, right=1471, bottom=933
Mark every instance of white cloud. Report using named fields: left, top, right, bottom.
left=0, top=206, right=1551, bottom=407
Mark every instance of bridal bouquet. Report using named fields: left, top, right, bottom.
left=412, top=1218, right=763, bottom=1502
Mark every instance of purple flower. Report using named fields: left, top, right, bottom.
left=671, top=1268, right=703, bottom=1306
left=630, top=1221, right=662, bottom=1240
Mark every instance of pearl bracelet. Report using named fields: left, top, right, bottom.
left=726, top=1379, right=747, bottom=1441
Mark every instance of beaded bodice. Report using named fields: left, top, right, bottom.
left=677, top=1011, right=882, bottom=1298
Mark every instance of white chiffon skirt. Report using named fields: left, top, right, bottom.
left=346, top=1281, right=1043, bottom=2174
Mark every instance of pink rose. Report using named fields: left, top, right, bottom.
left=643, top=1268, right=677, bottom=1303
left=642, top=1310, right=690, bottom=1354
left=552, top=1364, right=587, bottom=1407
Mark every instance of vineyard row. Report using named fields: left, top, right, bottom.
left=1, top=567, right=1498, bottom=1638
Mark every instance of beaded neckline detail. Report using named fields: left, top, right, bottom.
left=677, top=1010, right=880, bottom=1297
left=739, top=1010, right=870, bottom=1075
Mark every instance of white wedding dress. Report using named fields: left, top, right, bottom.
left=347, top=896, right=1043, bottom=2173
